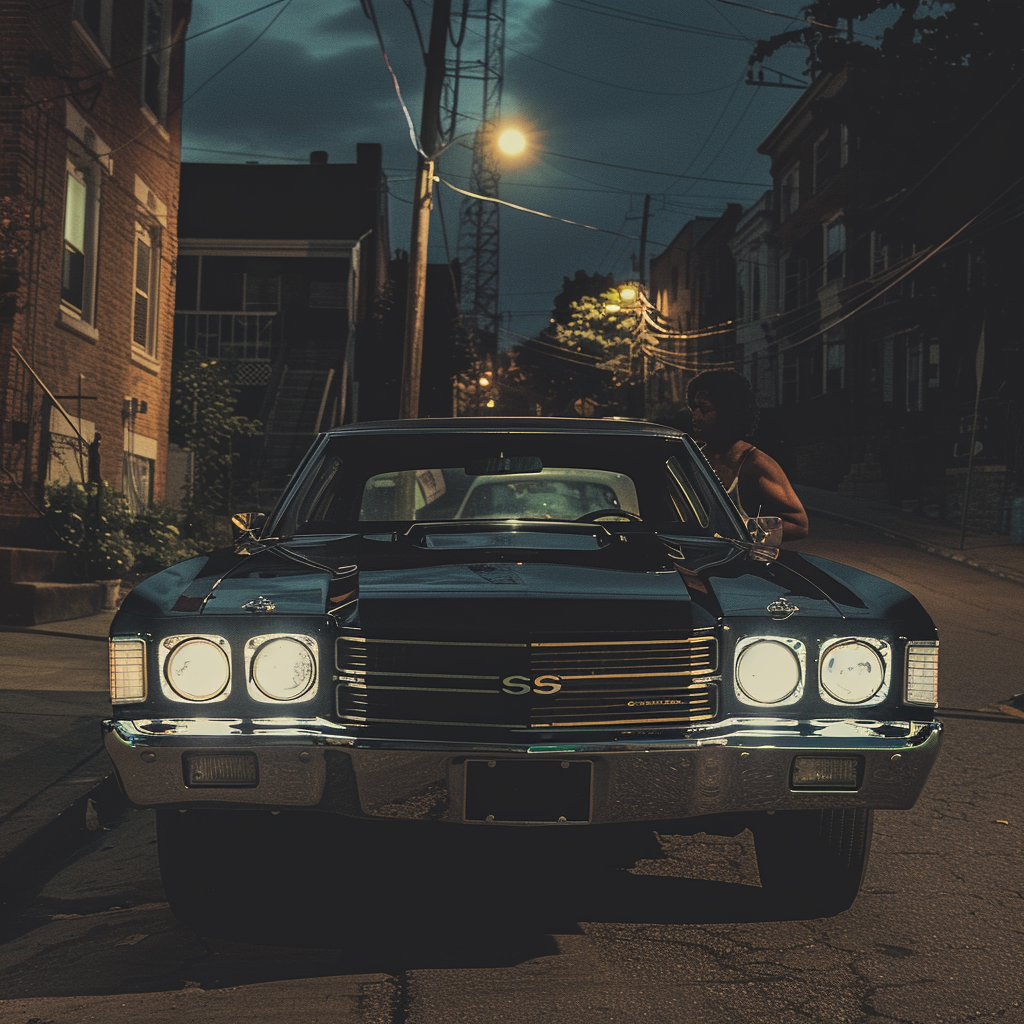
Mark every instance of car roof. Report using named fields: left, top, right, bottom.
left=322, top=417, right=690, bottom=439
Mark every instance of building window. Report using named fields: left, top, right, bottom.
left=61, top=160, right=99, bottom=321
left=780, top=165, right=799, bottom=221
left=813, top=125, right=847, bottom=193
left=124, top=453, right=154, bottom=512
left=142, top=0, right=171, bottom=123
left=736, top=268, right=745, bottom=322
left=751, top=264, right=761, bottom=319
left=783, top=257, right=808, bottom=312
left=74, top=0, right=113, bottom=56
left=132, top=223, right=160, bottom=358
left=825, top=219, right=846, bottom=283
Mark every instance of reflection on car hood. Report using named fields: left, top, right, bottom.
left=117, top=529, right=922, bottom=635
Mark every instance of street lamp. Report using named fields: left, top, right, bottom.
left=401, top=121, right=531, bottom=420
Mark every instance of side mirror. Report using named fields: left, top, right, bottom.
left=231, top=511, right=267, bottom=544
left=747, top=515, right=783, bottom=548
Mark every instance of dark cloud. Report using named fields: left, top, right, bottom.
left=183, top=1, right=810, bottom=334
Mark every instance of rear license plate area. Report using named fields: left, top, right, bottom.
left=464, top=759, right=592, bottom=823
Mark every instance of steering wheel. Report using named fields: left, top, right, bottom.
left=575, top=508, right=643, bottom=523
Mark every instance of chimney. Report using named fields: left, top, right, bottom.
left=309, top=150, right=328, bottom=165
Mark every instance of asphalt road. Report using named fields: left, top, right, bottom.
left=0, top=518, right=1022, bottom=1024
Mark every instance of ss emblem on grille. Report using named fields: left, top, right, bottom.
left=502, top=674, right=562, bottom=695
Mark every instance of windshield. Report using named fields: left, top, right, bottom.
left=271, top=431, right=743, bottom=539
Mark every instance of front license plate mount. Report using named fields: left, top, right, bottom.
left=464, top=759, right=593, bottom=823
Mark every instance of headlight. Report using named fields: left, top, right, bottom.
left=247, top=635, right=317, bottom=701
left=163, top=636, right=231, bottom=701
left=819, top=638, right=888, bottom=705
left=734, top=638, right=804, bottom=705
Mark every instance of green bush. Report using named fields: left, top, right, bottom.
left=128, top=505, right=200, bottom=574
left=44, top=483, right=197, bottom=579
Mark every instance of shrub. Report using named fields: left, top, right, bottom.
left=44, top=483, right=198, bottom=579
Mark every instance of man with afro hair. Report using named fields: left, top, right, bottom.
left=686, top=369, right=808, bottom=542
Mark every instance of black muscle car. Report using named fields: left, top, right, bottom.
left=103, top=418, right=941, bottom=925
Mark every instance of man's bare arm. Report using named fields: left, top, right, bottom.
left=741, top=451, right=809, bottom=542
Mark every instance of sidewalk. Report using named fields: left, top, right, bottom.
left=0, top=609, right=120, bottom=909
left=797, top=485, right=1024, bottom=587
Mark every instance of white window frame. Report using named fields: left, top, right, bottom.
left=132, top=221, right=160, bottom=359
left=141, top=0, right=172, bottom=125
left=61, top=154, right=100, bottom=325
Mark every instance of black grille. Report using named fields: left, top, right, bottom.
left=335, top=634, right=718, bottom=732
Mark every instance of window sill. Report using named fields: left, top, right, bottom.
left=72, top=21, right=113, bottom=73
left=139, top=105, right=170, bottom=142
left=131, top=348, right=161, bottom=374
left=57, top=307, right=99, bottom=343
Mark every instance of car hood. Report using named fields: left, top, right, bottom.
left=116, top=529, right=911, bottom=638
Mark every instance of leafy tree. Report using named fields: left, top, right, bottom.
left=500, top=273, right=634, bottom=416
left=170, top=352, right=262, bottom=539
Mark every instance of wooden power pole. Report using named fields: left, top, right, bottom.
left=399, top=0, right=452, bottom=419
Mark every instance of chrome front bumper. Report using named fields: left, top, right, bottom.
left=103, top=716, right=942, bottom=825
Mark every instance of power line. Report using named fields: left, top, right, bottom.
left=503, top=42, right=742, bottom=98
left=549, top=0, right=748, bottom=42
left=542, top=149, right=770, bottom=189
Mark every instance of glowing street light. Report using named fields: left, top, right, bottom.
left=497, top=128, right=527, bottom=156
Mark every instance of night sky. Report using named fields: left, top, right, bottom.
left=181, top=1, right=830, bottom=341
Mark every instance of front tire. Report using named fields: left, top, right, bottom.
left=157, top=808, right=323, bottom=935
left=753, top=808, right=873, bottom=917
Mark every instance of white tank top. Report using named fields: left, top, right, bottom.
left=725, top=446, right=757, bottom=519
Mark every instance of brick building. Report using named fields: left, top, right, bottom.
left=1, top=0, right=191, bottom=517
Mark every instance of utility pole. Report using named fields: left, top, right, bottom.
left=399, top=0, right=452, bottom=419
left=637, top=194, right=650, bottom=288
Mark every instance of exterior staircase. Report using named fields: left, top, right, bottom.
left=0, top=517, right=103, bottom=625
left=256, top=364, right=336, bottom=510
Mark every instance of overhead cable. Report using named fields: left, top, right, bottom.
left=361, top=0, right=426, bottom=158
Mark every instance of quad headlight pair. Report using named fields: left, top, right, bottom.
left=733, top=636, right=938, bottom=708
left=108, top=634, right=318, bottom=704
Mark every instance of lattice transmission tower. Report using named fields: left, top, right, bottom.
left=451, top=0, right=506, bottom=361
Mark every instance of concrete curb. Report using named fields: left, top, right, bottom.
left=804, top=504, right=1024, bottom=588
left=0, top=748, right=124, bottom=912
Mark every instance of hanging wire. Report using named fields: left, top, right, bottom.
left=361, top=0, right=427, bottom=158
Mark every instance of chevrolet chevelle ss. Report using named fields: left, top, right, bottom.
left=103, top=418, right=941, bottom=926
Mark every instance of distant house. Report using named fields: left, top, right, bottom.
left=1, top=0, right=192, bottom=517
left=728, top=192, right=777, bottom=411
left=648, top=205, right=742, bottom=406
left=173, top=147, right=389, bottom=505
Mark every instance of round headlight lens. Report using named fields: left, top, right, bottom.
left=251, top=637, right=315, bottom=700
left=735, top=639, right=801, bottom=704
left=165, top=638, right=230, bottom=701
left=820, top=640, right=885, bottom=703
